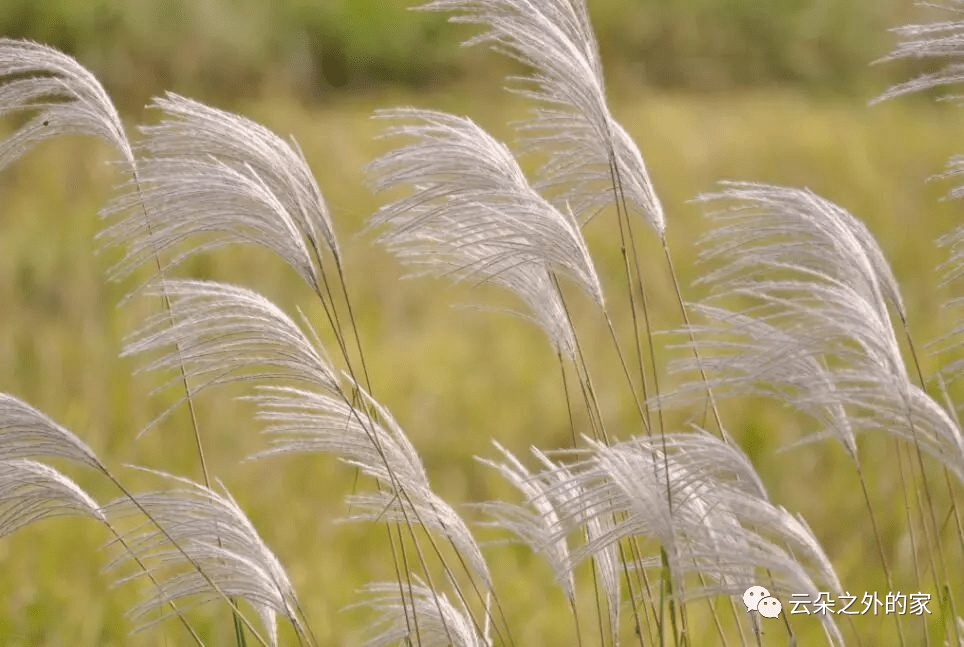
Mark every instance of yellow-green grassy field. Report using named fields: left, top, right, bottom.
left=0, top=83, right=961, bottom=645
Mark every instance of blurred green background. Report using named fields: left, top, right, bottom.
left=0, top=0, right=926, bottom=105
left=0, top=1, right=961, bottom=646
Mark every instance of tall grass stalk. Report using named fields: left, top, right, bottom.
left=0, top=1, right=962, bottom=645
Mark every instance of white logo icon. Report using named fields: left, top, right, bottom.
left=743, top=585, right=770, bottom=611
left=758, top=596, right=783, bottom=618
left=743, top=585, right=782, bottom=618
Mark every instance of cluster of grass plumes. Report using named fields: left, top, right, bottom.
left=0, top=1, right=962, bottom=646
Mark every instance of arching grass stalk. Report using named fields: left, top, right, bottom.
left=126, top=166, right=248, bottom=647
left=108, top=95, right=517, bottom=643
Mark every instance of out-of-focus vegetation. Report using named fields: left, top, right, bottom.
left=0, top=0, right=924, bottom=104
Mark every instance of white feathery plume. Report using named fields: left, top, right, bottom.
left=124, top=277, right=494, bottom=603
left=664, top=305, right=859, bottom=457
left=354, top=577, right=488, bottom=647
left=933, top=226, right=964, bottom=388
left=938, top=225, right=964, bottom=290
left=513, top=432, right=844, bottom=643
left=478, top=430, right=842, bottom=643
left=478, top=443, right=621, bottom=633
left=849, top=376, right=964, bottom=482
left=952, top=617, right=964, bottom=647
left=929, top=161, right=964, bottom=397
left=0, top=459, right=104, bottom=538
left=100, top=92, right=337, bottom=291
left=875, top=4, right=964, bottom=414
left=418, top=0, right=664, bottom=231
left=251, top=387, right=425, bottom=490
left=696, top=182, right=905, bottom=324
left=0, top=393, right=106, bottom=469
left=554, top=436, right=744, bottom=583
left=368, top=108, right=601, bottom=357
left=540, top=453, right=623, bottom=636
left=0, top=38, right=134, bottom=167
left=369, top=108, right=601, bottom=303
left=578, top=482, right=622, bottom=635
left=105, top=471, right=305, bottom=645
left=250, top=383, right=491, bottom=589
left=671, top=183, right=964, bottom=479
left=474, top=442, right=575, bottom=602
left=678, top=500, right=845, bottom=647
left=500, top=263, right=579, bottom=359
left=122, top=280, right=339, bottom=432
left=875, top=1, right=964, bottom=103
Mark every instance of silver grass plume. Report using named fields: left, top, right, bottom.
left=0, top=459, right=104, bottom=538
left=100, top=93, right=338, bottom=292
left=934, top=226, right=964, bottom=388
left=368, top=108, right=603, bottom=358
left=0, top=38, right=134, bottom=168
left=122, top=280, right=339, bottom=432
left=418, top=0, right=664, bottom=231
left=105, top=471, right=306, bottom=646
left=490, top=431, right=843, bottom=644
left=0, top=44, right=299, bottom=642
left=672, top=183, right=964, bottom=480
left=124, top=279, right=493, bottom=605
left=664, top=306, right=860, bottom=456
left=876, top=3, right=964, bottom=409
left=0, top=393, right=106, bottom=469
left=476, top=442, right=621, bottom=633
left=0, top=395, right=106, bottom=538
left=875, top=1, right=964, bottom=103
left=475, top=442, right=576, bottom=602
left=696, top=182, right=906, bottom=324
left=250, top=384, right=492, bottom=589
left=354, top=577, right=489, bottom=647
left=925, top=155, right=964, bottom=395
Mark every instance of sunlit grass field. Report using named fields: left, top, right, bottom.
left=0, top=78, right=959, bottom=645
